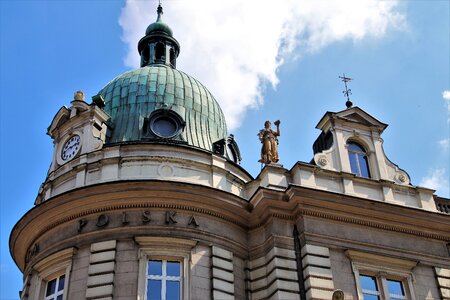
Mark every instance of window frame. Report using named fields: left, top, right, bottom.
left=346, top=250, right=417, bottom=300
left=44, top=274, right=65, bottom=300
left=347, top=141, right=371, bottom=178
left=31, top=248, right=75, bottom=300
left=146, top=259, right=182, bottom=300
left=136, top=237, right=197, bottom=300
left=359, top=274, right=382, bottom=298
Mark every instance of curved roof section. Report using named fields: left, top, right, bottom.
left=146, top=19, right=173, bottom=37
left=98, top=65, right=227, bottom=151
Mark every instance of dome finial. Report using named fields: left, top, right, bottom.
left=157, top=1, right=163, bottom=22
left=137, top=1, right=180, bottom=68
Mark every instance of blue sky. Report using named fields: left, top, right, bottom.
left=1, top=1, right=449, bottom=298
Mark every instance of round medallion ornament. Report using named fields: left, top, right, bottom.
left=318, top=156, right=328, bottom=167
left=158, top=164, right=174, bottom=177
left=332, top=290, right=345, bottom=300
left=396, top=173, right=407, bottom=184
left=61, top=135, right=81, bottom=161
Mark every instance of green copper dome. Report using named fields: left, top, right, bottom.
left=98, top=65, right=227, bottom=151
left=146, top=19, right=173, bottom=37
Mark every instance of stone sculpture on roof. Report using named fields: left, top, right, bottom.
left=258, top=120, right=280, bottom=164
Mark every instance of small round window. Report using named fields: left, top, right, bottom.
left=152, top=116, right=178, bottom=138
left=148, top=109, right=184, bottom=139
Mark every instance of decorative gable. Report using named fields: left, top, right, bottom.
left=313, top=106, right=410, bottom=187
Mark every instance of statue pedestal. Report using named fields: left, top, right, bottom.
left=264, top=162, right=283, bottom=168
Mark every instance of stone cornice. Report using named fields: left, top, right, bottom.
left=135, top=236, right=198, bottom=249
left=248, top=186, right=450, bottom=240
left=10, top=181, right=252, bottom=271
left=33, top=247, right=76, bottom=273
left=345, top=249, right=418, bottom=270
left=11, top=179, right=450, bottom=272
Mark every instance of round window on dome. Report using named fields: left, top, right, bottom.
left=152, top=116, right=178, bottom=138
left=148, top=109, right=185, bottom=139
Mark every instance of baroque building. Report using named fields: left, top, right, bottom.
left=10, top=5, right=450, bottom=300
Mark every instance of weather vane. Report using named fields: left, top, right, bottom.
left=339, top=73, right=353, bottom=108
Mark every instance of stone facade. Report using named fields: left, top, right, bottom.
left=10, top=4, right=450, bottom=300
left=11, top=139, right=450, bottom=299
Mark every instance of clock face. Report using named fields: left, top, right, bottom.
left=61, top=135, right=81, bottom=161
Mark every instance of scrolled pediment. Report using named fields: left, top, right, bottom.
left=47, top=106, right=70, bottom=138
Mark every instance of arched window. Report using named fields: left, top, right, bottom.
left=347, top=142, right=370, bottom=178
left=155, top=42, right=165, bottom=62
left=169, top=48, right=176, bottom=67
left=141, top=45, right=150, bottom=67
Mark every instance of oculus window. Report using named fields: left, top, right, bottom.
left=146, top=260, right=181, bottom=300
left=147, top=109, right=185, bottom=140
left=152, top=116, right=178, bottom=138
left=348, top=142, right=370, bottom=178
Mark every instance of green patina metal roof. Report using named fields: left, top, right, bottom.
left=146, top=19, right=173, bottom=37
left=98, top=65, right=227, bottom=151
left=145, top=4, right=173, bottom=37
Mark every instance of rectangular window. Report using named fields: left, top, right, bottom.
left=44, top=274, right=65, bottom=300
left=359, top=274, right=408, bottom=300
left=146, top=260, right=181, bottom=300
left=360, top=275, right=380, bottom=300
left=347, top=250, right=416, bottom=300
left=387, top=279, right=406, bottom=300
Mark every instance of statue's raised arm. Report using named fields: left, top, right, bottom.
left=258, top=120, right=280, bottom=164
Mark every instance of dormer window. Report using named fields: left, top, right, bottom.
left=348, top=142, right=370, bottom=178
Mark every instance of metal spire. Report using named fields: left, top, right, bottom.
left=156, top=1, right=163, bottom=22
left=339, top=73, right=353, bottom=108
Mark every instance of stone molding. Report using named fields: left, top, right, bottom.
left=32, top=247, right=76, bottom=274
left=346, top=249, right=418, bottom=270
left=30, top=247, right=75, bottom=300
left=249, top=187, right=449, bottom=241
left=13, top=181, right=449, bottom=273
left=38, top=143, right=252, bottom=203
left=298, top=208, right=449, bottom=241
left=135, top=236, right=198, bottom=249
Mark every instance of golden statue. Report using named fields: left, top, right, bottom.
left=74, top=90, right=85, bottom=101
left=258, top=120, right=280, bottom=164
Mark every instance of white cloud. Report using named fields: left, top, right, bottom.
left=438, top=138, right=449, bottom=152
left=443, top=90, right=450, bottom=121
left=420, top=168, right=449, bottom=197
left=119, top=0, right=405, bottom=130
left=443, top=90, right=450, bottom=100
